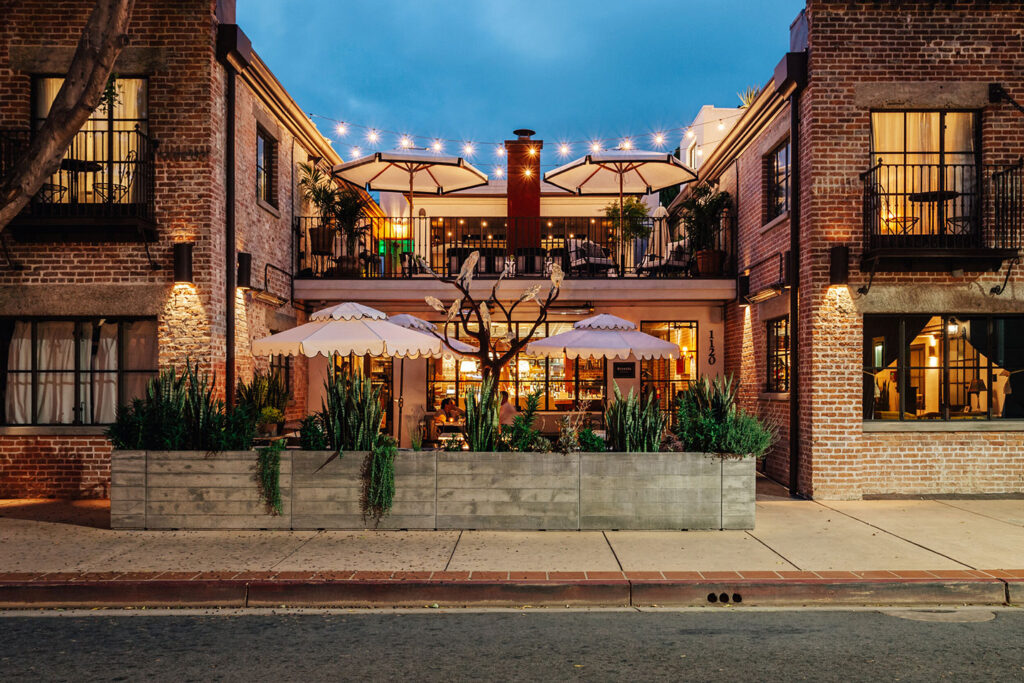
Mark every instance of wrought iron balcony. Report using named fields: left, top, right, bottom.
left=0, top=127, right=157, bottom=241
left=294, top=214, right=733, bottom=280
left=860, top=159, right=1022, bottom=271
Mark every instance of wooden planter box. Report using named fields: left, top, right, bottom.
left=111, top=450, right=755, bottom=531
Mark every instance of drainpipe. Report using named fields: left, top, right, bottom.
left=217, top=25, right=252, bottom=407
left=774, top=52, right=807, bottom=497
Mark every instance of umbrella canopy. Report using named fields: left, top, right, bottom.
left=388, top=314, right=478, bottom=356
left=543, top=150, right=697, bottom=196
left=333, top=149, right=489, bottom=221
left=524, top=314, right=679, bottom=360
left=251, top=303, right=446, bottom=359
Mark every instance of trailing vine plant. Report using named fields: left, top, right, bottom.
left=256, top=438, right=285, bottom=515
left=364, top=433, right=396, bottom=519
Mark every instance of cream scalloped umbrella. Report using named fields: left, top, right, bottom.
left=524, top=314, right=679, bottom=360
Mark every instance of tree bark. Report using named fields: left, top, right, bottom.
left=0, top=0, right=136, bottom=232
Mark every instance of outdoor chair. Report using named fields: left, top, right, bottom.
left=637, top=240, right=691, bottom=277
left=94, top=150, right=137, bottom=203
left=567, top=238, right=615, bottom=276
left=400, top=251, right=425, bottom=277
left=515, top=247, right=545, bottom=275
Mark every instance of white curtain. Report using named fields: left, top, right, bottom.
left=36, top=322, right=76, bottom=424
left=92, top=323, right=118, bottom=423
left=4, top=322, right=32, bottom=424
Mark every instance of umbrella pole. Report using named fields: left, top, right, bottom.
left=397, top=358, right=404, bottom=444
left=618, top=173, right=624, bottom=277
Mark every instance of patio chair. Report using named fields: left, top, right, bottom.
left=94, top=150, right=137, bottom=203
left=515, top=247, right=545, bottom=275
left=567, top=238, right=615, bottom=276
left=400, top=251, right=425, bottom=277
left=637, top=240, right=691, bottom=277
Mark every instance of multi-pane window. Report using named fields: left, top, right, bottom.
left=766, top=316, right=790, bottom=393
left=269, top=354, right=292, bottom=394
left=765, top=140, right=790, bottom=221
left=332, top=354, right=393, bottom=433
left=863, top=314, right=1024, bottom=421
left=1, top=318, right=158, bottom=425
left=640, top=321, right=698, bottom=412
left=869, top=111, right=979, bottom=238
left=256, top=127, right=277, bottom=207
left=427, top=322, right=606, bottom=412
left=32, top=77, right=148, bottom=204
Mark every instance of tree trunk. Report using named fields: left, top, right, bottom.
left=0, top=0, right=136, bottom=233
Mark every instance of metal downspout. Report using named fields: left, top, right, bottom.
left=788, top=91, right=802, bottom=497
left=225, top=66, right=237, bottom=407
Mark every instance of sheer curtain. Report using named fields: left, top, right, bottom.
left=92, top=323, right=118, bottom=423
left=36, top=321, right=76, bottom=424
left=4, top=322, right=32, bottom=424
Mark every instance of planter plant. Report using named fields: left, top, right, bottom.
left=604, top=383, right=667, bottom=453
left=299, top=162, right=371, bottom=276
left=673, top=376, right=775, bottom=457
left=677, top=182, right=730, bottom=276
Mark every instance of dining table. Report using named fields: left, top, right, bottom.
left=59, top=157, right=103, bottom=202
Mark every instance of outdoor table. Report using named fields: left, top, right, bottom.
left=907, top=189, right=960, bottom=204
left=59, top=158, right=102, bottom=203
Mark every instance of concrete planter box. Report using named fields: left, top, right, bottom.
left=111, top=450, right=755, bottom=530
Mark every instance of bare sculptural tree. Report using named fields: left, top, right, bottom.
left=419, top=252, right=563, bottom=381
left=0, top=0, right=136, bottom=233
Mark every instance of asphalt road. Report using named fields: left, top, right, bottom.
left=1, top=609, right=1022, bottom=681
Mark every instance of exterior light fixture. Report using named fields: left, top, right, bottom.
left=173, top=242, right=194, bottom=283
left=400, top=136, right=412, bottom=148
left=350, top=146, right=361, bottom=157
left=527, top=147, right=536, bottom=156
left=829, top=245, right=849, bottom=285
left=494, top=167, right=504, bottom=178
left=236, top=251, right=252, bottom=290
left=653, top=133, right=665, bottom=146
left=367, top=130, right=379, bottom=143
left=686, top=130, right=695, bottom=139
left=590, top=142, right=601, bottom=152
left=696, top=148, right=703, bottom=156
left=496, top=146, right=505, bottom=156
left=620, top=139, right=632, bottom=150
left=335, top=123, right=347, bottom=136
left=559, top=144, right=570, bottom=156
left=737, top=274, right=750, bottom=303
left=523, top=168, right=533, bottom=177
left=718, top=120, right=725, bottom=131
left=432, top=140, right=443, bottom=152
left=463, top=143, right=474, bottom=156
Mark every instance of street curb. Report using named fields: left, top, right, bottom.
left=0, top=578, right=1012, bottom=609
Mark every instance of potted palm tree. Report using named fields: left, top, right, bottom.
left=678, top=183, right=730, bottom=276
left=299, top=163, right=371, bottom=276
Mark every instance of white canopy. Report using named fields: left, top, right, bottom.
left=543, top=150, right=697, bottom=196
left=333, top=149, right=489, bottom=196
left=524, top=314, right=679, bottom=360
left=251, top=303, right=447, bottom=359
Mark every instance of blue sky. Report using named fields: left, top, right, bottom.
left=238, top=0, right=806, bottom=168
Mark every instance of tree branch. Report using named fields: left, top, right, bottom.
left=0, top=0, right=136, bottom=233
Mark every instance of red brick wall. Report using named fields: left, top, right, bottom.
left=0, top=0, right=315, bottom=496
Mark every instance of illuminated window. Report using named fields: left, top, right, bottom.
left=332, top=353, right=393, bottom=432
left=766, top=316, right=790, bottom=393
left=863, top=314, right=1024, bottom=421
left=640, top=321, right=699, bottom=412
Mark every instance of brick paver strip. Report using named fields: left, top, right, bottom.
left=231, top=571, right=279, bottom=581
left=700, top=571, right=743, bottom=580
left=154, top=571, right=201, bottom=581
left=468, top=571, right=509, bottom=581
left=625, top=571, right=665, bottom=580
left=508, top=572, right=548, bottom=580
left=738, top=571, right=783, bottom=580
left=547, top=572, right=586, bottom=580
left=585, top=571, right=625, bottom=580
left=661, top=571, right=704, bottom=580
left=430, top=571, right=470, bottom=581
left=350, top=571, right=394, bottom=580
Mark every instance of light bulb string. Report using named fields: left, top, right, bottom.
left=309, top=110, right=748, bottom=158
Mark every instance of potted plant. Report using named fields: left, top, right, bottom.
left=257, top=406, right=284, bottom=437
left=603, top=196, right=651, bottom=270
left=298, top=163, right=371, bottom=276
left=678, top=183, right=731, bottom=276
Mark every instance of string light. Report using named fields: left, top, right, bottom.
left=350, top=146, right=361, bottom=157
left=495, top=146, right=505, bottom=157
left=686, top=129, right=695, bottom=139
left=653, top=132, right=665, bottom=146
left=527, top=147, right=536, bottom=156
left=559, top=143, right=571, bottom=156
left=463, top=143, right=475, bottom=156
left=432, top=140, right=443, bottom=152
left=619, top=138, right=633, bottom=150
left=523, top=168, right=533, bottom=177
left=717, top=120, right=725, bottom=131
left=400, top=136, right=413, bottom=148
left=590, top=141, right=601, bottom=152
left=494, top=167, right=504, bottom=178
left=367, top=130, right=379, bottom=143
left=335, top=122, right=347, bottom=136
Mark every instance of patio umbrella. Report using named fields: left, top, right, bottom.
left=524, top=314, right=679, bottom=360
left=388, top=314, right=477, bottom=442
left=333, top=149, right=489, bottom=225
left=544, top=150, right=697, bottom=268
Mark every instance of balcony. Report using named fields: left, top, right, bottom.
left=860, top=160, right=1022, bottom=272
left=295, top=214, right=732, bottom=281
left=0, top=128, right=157, bottom=242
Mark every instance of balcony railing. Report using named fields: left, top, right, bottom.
left=861, top=159, right=1023, bottom=254
left=295, top=214, right=732, bottom=280
left=0, top=127, right=156, bottom=234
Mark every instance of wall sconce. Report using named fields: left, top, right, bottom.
left=237, top=251, right=252, bottom=290
left=829, top=245, right=849, bottom=285
left=737, top=274, right=750, bottom=304
left=173, top=242, right=194, bottom=283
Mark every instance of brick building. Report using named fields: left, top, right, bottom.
left=670, top=1, right=1024, bottom=498
left=0, top=0, right=357, bottom=497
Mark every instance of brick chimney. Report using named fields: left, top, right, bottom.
left=505, top=129, right=542, bottom=251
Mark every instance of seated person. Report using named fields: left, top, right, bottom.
left=499, top=390, right=518, bottom=426
left=430, top=397, right=465, bottom=440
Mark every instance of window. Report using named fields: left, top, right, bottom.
left=640, top=321, right=698, bottom=412
left=427, top=322, right=606, bottom=412
left=765, top=140, right=790, bottom=222
left=32, top=77, right=148, bottom=204
left=332, top=354, right=393, bottom=433
left=863, top=314, right=1024, bottom=421
left=269, top=354, right=291, bottom=394
left=256, top=127, right=277, bottom=207
left=1, top=318, right=158, bottom=425
left=766, top=316, right=790, bottom=393
left=869, top=111, right=979, bottom=238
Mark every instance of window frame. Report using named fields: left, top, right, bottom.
left=863, top=313, right=1024, bottom=422
left=0, top=316, right=158, bottom=426
left=868, top=109, right=982, bottom=167
left=766, top=315, right=790, bottom=393
left=639, top=320, right=700, bottom=411
left=269, top=354, right=292, bottom=396
left=764, top=139, right=790, bottom=223
left=256, top=126, right=278, bottom=208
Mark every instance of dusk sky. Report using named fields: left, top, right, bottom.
left=238, top=1, right=807, bottom=169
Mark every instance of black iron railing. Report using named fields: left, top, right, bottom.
left=0, top=127, right=156, bottom=222
left=861, top=160, right=1023, bottom=252
left=295, top=214, right=733, bottom=280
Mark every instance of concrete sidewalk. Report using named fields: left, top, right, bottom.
left=1, top=486, right=1022, bottom=608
